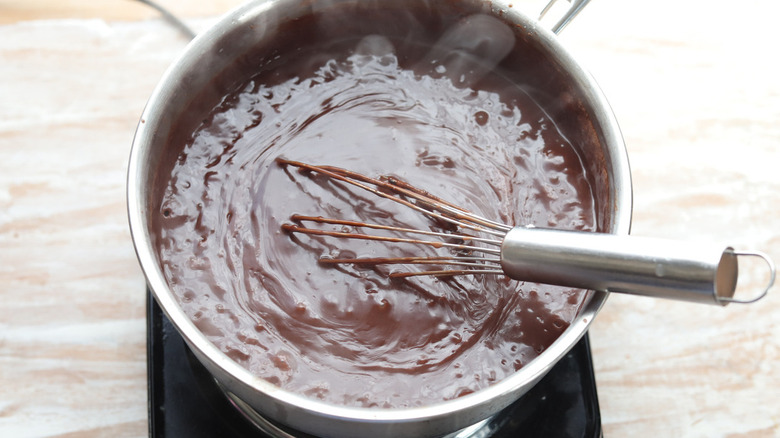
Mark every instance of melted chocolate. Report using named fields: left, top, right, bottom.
left=154, top=11, right=599, bottom=408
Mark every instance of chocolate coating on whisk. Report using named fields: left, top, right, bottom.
left=153, top=11, right=600, bottom=408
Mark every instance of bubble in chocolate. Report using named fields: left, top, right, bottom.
left=474, top=110, right=489, bottom=126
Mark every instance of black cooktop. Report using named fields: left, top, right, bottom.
left=147, top=291, right=601, bottom=437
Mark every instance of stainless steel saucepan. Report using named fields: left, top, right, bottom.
left=127, top=1, right=770, bottom=437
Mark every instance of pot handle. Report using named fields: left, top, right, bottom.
left=535, top=0, right=592, bottom=34
left=500, top=227, right=776, bottom=306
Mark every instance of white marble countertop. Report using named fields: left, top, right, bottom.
left=1, top=1, right=778, bottom=436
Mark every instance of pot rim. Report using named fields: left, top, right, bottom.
left=127, top=0, right=633, bottom=433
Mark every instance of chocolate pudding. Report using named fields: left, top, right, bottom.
left=153, top=7, right=601, bottom=408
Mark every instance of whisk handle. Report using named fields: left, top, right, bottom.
left=500, top=227, right=775, bottom=306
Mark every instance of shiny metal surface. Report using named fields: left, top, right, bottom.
left=126, top=0, right=631, bottom=437
left=223, top=388, right=494, bottom=438
left=540, top=0, right=592, bottom=34
left=501, top=227, right=774, bottom=305
left=719, top=250, right=776, bottom=304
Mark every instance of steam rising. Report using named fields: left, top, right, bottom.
left=420, top=14, right=515, bottom=88
left=352, top=14, right=515, bottom=89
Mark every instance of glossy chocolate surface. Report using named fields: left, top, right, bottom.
left=153, top=10, right=600, bottom=408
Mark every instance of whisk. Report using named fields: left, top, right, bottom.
left=278, top=159, right=775, bottom=306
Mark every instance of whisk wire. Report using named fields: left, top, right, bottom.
left=290, top=215, right=503, bottom=247
left=281, top=223, right=501, bottom=256
left=279, top=159, right=508, bottom=277
left=279, top=159, right=510, bottom=237
left=317, top=255, right=502, bottom=266
left=389, top=269, right=504, bottom=279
